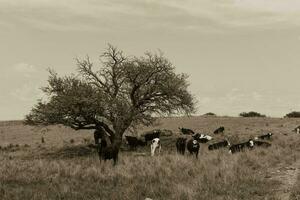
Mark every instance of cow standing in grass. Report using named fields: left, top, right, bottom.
left=151, top=138, right=161, bottom=156
left=97, top=133, right=119, bottom=165
left=94, top=128, right=105, bottom=144
left=187, top=139, right=200, bottom=158
left=293, top=126, right=300, bottom=134
left=144, top=130, right=161, bottom=144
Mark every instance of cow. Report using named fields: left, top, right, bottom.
left=176, top=137, right=187, bottom=155
left=253, top=140, right=271, bottom=148
left=97, top=136, right=119, bottom=165
left=178, top=127, right=195, bottom=135
left=125, top=136, right=146, bottom=150
left=144, top=130, right=160, bottom=144
left=229, top=139, right=254, bottom=154
left=214, top=126, right=225, bottom=134
left=208, top=140, right=230, bottom=150
left=293, top=126, right=300, bottom=134
left=192, top=133, right=213, bottom=143
left=187, top=139, right=200, bottom=158
left=150, top=138, right=161, bottom=156
left=94, top=129, right=104, bottom=144
left=255, top=132, right=273, bottom=140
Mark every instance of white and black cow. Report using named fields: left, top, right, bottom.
left=208, top=140, right=230, bottom=150
left=214, top=126, right=225, bottom=134
left=178, top=127, right=195, bottom=135
left=192, top=133, right=213, bottom=143
left=255, top=133, right=273, bottom=140
left=144, top=130, right=161, bottom=144
left=293, top=126, right=300, bottom=134
left=176, top=137, right=187, bottom=155
left=187, top=139, right=200, bottom=158
left=229, top=139, right=254, bottom=154
left=150, top=138, right=161, bottom=156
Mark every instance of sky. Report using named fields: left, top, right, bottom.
left=1, top=0, right=300, bottom=120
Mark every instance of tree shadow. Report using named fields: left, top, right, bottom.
left=41, top=144, right=98, bottom=159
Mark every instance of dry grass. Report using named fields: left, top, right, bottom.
left=291, top=174, right=300, bottom=200
left=1, top=116, right=300, bottom=200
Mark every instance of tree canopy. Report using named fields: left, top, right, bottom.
left=239, top=111, right=266, bottom=118
left=25, top=45, right=195, bottom=147
left=285, top=111, right=300, bottom=118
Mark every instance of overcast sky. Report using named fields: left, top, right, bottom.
left=1, top=0, right=300, bottom=120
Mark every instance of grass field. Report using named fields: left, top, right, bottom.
left=0, top=116, right=300, bottom=200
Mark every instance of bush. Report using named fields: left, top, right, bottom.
left=203, top=112, right=216, bottom=116
left=239, top=111, right=266, bottom=118
left=285, top=111, right=300, bottom=118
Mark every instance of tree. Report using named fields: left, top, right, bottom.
left=239, top=111, right=266, bottom=118
left=203, top=112, right=216, bottom=116
left=285, top=111, right=300, bottom=118
left=25, top=44, right=195, bottom=153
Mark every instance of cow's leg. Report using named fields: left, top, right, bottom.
left=151, top=145, right=154, bottom=156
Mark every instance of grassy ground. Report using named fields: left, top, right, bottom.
left=291, top=174, right=300, bottom=200
left=0, top=116, right=300, bottom=200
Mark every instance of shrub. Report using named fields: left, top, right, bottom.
left=284, top=111, right=300, bottom=118
left=203, top=112, right=216, bottom=116
left=239, top=111, right=266, bottom=118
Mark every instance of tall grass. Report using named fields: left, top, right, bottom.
left=1, top=117, right=300, bottom=199
left=1, top=139, right=298, bottom=200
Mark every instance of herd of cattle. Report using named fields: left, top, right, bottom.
left=96, top=125, right=300, bottom=164
left=124, top=126, right=275, bottom=158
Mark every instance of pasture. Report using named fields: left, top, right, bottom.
left=1, top=116, right=300, bottom=200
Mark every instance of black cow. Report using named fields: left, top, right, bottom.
left=229, top=139, right=254, bottom=154
left=176, top=137, right=187, bottom=155
left=179, top=127, right=195, bottom=135
left=253, top=140, right=271, bottom=148
left=208, top=140, right=230, bottom=150
left=94, top=128, right=105, bottom=144
left=125, top=136, right=146, bottom=150
left=97, top=137, right=119, bottom=165
left=255, top=133, right=273, bottom=140
left=214, top=126, right=225, bottom=134
left=187, top=139, right=200, bottom=158
left=144, top=130, right=160, bottom=143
